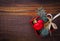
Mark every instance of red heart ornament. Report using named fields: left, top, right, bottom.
left=33, top=20, right=44, bottom=30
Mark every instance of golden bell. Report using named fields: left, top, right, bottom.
left=33, top=19, right=37, bottom=24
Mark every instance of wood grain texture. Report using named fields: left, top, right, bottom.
left=0, top=3, right=60, bottom=16
left=0, top=15, right=60, bottom=41
left=0, top=1, right=60, bottom=41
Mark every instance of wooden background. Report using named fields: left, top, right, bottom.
left=0, top=3, right=60, bottom=16
left=0, top=0, right=60, bottom=41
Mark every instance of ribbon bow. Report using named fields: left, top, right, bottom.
left=41, top=13, right=60, bottom=36
left=46, top=13, right=60, bottom=30
left=43, top=13, right=60, bottom=36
